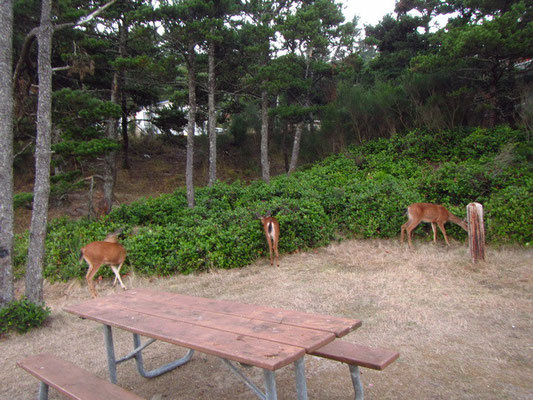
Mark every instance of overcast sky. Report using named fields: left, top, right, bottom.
left=340, top=0, right=397, bottom=26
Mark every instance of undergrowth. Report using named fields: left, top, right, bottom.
left=14, top=126, right=532, bottom=281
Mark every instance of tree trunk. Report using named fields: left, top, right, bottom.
left=260, top=89, right=270, bottom=183
left=0, top=0, right=15, bottom=308
left=121, top=93, right=129, bottom=169
left=282, top=122, right=289, bottom=173
left=288, top=121, right=303, bottom=174
left=119, top=21, right=129, bottom=169
left=207, top=38, right=216, bottom=186
left=186, top=41, right=196, bottom=208
left=288, top=47, right=313, bottom=175
left=26, top=0, right=53, bottom=305
left=102, top=72, right=119, bottom=215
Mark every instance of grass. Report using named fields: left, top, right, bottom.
left=1, top=238, right=531, bottom=399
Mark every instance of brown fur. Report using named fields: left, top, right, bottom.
left=260, top=216, right=280, bottom=267
left=80, top=232, right=127, bottom=298
left=401, top=203, right=468, bottom=249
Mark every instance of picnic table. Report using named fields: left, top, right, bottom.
left=64, top=288, right=362, bottom=399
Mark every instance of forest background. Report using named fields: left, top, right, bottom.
left=0, top=0, right=532, bottom=318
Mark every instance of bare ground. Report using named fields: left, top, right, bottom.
left=1, top=239, right=532, bottom=399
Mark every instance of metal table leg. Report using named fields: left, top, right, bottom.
left=103, top=325, right=194, bottom=383
left=294, top=357, right=308, bottom=400
left=222, top=357, right=308, bottom=400
left=103, top=324, right=118, bottom=383
left=263, top=369, right=278, bottom=400
left=38, top=381, right=49, bottom=400
left=131, top=333, right=194, bottom=378
left=349, top=364, right=364, bottom=400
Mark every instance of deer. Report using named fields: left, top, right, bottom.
left=259, top=215, right=280, bottom=267
left=80, top=229, right=127, bottom=298
left=401, top=203, right=468, bottom=249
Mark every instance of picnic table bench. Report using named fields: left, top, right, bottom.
left=17, top=353, right=143, bottom=400
left=50, top=288, right=398, bottom=399
left=311, top=340, right=399, bottom=399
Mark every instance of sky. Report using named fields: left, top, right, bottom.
left=340, top=0, right=397, bottom=26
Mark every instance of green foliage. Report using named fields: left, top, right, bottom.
left=339, top=173, right=421, bottom=238
left=52, top=139, right=120, bottom=157
left=14, top=192, right=33, bottom=209
left=13, top=126, right=530, bottom=281
left=0, top=299, right=50, bottom=335
left=486, top=181, right=533, bottom=244
left=13, top=233, right=29, bottom=279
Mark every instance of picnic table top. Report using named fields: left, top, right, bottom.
left=64, top=288, right=361, bottom=370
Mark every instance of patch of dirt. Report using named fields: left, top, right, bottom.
left=1, top=240, right=532, bottom=399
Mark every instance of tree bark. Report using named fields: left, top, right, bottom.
left=186, top=41, right=196, bottom=208
left=260, top=89, right=270, bottom=183
left=288, top=121, right=303, bottom=174
left=288, top=47, right=313, bottom=175
left=103, top=72, right=119, bottom=214
left=119, top=20, right=130, bottom=169
left=0, top=0, right=15, bottom=308
left=26, top=0, right=53, bottom=304
left=207, top=38, right=216, bottom=186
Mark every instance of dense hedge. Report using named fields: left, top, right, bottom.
left=14, top=126, right=532, bottom=281
left=0, top=298, right=50, bottom=334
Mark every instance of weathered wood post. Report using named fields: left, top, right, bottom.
left=467, top=202, right=485, bottom=263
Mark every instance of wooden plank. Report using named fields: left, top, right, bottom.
left=126, top=289, right=361, bottom=337
left=64, top=302, right=305, bottom=370
left=310, top=341, right=399, bottom=371
left=17, top=353, right=144, bottom=400
left=91, top=293, right=336, bottom=352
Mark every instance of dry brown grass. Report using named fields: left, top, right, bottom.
left=2, top=239, right=532, bottom=399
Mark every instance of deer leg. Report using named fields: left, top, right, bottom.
left=111, top=263, right=127, bottom=290
left=273, top=239, right=279, bottom=267
left=406, top=221, right=420, bottom=249
left=111, top=264, right=119, bottom=286
left=85, top=260, right=102, bottom=298
left=401, top=219, right=415, bottom=246
left=431, top=222, right=438, bottom=243
left=438, top=223, right=450, bottom=245
left=400, top=222, right=408, bottom=244
left=266, top=237, right=274, bottom=265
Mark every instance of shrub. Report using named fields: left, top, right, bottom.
left=417, top=160, right=492, bottom=205
left=339, top=172, right=421, bottom=238
left=0, top=299, right=50, bottom=335
left=485, top=182, right=533, bottom=244
left=13, top=126, right=530, bottom=281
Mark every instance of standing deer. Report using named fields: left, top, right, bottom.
left=401, top=203, right=468, bottom=249
left=80, top=229, right=127, bottom=298
left=260, top=215, right=280, bottom=267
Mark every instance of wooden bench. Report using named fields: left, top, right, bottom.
left=17, top=353, right=144, bottom=400
left=311, top=340, right=399, bottom=400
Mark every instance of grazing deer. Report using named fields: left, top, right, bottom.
left=401, top=203, right=468, bottom=249
left=260, top=215, right=280, bottom=267
left=80, top=229, right=127, bottom=298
